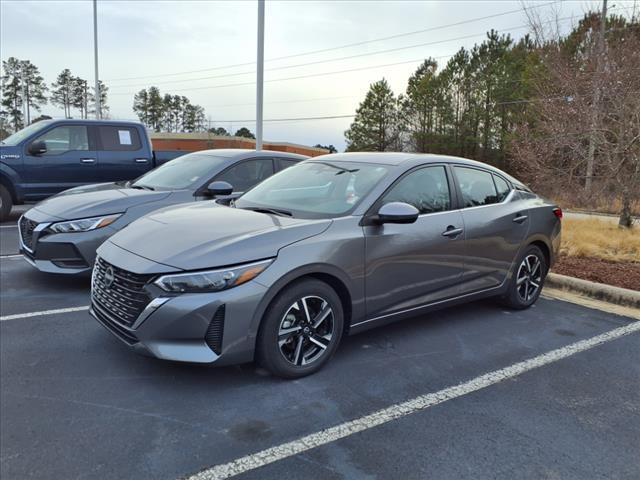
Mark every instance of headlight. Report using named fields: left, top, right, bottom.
left=49, top=214, right=122, bottom=233
left=154, top=259, right=274, bottom=293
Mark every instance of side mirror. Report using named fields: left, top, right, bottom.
left=28, top=140, right=47, bottom=156
left=376, top=202, right=419, bottom=224
left=206, top=181, right=233, bottom=197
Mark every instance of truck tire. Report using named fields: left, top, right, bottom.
left=0, top=185, right=12, bottom=222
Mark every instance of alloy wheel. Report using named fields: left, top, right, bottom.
left=278, top=296, right=334, bottom=366
left=516, top=254, right=543, bottom=302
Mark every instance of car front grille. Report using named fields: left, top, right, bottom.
left=91, top=257, right=154, bottom=328
left=19, top=216, right=38, bottom=251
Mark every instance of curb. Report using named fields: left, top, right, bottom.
left=546, top=272, right=640, bottom=309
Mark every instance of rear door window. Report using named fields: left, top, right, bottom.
left=98, top=126, right=141, bottom=151
left=454, top=167, right=499, bottom=207
left=493, top=175, right=511, bottom=202
left=215, top=159, right=275, bottom=193
left=275, top=158, right=299, bottom=171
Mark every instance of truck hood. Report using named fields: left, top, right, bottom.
left=33, top=183, right=172, bottom=220
left=108, top=203, right=331, bottom=271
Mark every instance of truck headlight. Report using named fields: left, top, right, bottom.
left=154, top=259, right=274, bottom=293
left=49, top=214, right=122, bottom=233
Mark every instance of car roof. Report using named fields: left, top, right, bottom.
left=46, top=119, right=144, bottom=127
left=187, top=149, right=308, bottom=160
left=307, top=152, right=523, bottom=185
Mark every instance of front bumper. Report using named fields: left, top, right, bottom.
left=89, top=246, right=268, bottom=365
left=18, top=211, right=116, bottom=275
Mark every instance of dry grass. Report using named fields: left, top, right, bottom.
left=560, top=218, right=640, bottom=263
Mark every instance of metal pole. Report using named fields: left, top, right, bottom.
left=585, top=0, right=607, bottom=193
left=20, top=69, right=27, bottom=126
left=93, top=0, right=101, bottom=120
left=255, top=0, right=265, bottom=150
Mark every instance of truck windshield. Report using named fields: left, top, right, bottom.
left=132, top=153, right=226, bottom=190
left=235, top=161, right=389, bottom=219
left=1, top=121, right=54, bottom=146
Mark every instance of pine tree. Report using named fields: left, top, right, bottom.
left=50, top=69, right=74, bottom=118
left=1, top=57, right=48, bottom=130
left=345, top=79, right=400, bottom=151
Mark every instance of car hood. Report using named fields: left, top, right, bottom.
left=33, top=183, right=172, bottom=220
left=108, top=203, right=331, bottom=271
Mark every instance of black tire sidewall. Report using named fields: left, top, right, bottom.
left=0, top=185, right=12, bottom=221
left=505, top=245, right=547, bottom=309
left=257, top=279, right=344, bottom=378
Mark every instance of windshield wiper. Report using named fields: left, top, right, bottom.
left=130, top=184, right=155, bottom=191
left=242, top=206, right=292, bottom=217
left=315, top=161, right=359, bottom=175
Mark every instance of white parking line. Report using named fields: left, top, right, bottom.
left=0, top=224, right=18, bottom=229
left=0, top=254, right=23, bottom=259
left=188, top=320, right=640, bottom=480
left=0, top=306, right=89, bottom=321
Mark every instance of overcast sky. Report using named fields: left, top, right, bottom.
left=1, top=0, right=634, bottom=150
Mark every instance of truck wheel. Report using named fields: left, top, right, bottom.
left=0, top=185, right=12, bottom=222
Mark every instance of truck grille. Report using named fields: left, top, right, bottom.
left=91, top=257, right=154, bottom=328
left=19, top=216, right=38, bottom=251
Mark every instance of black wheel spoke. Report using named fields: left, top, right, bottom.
left=517, top=254, right=543, bottom=303
left=278, top=295, right=334, bottom=367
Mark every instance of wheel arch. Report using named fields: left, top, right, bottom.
left=250, top=264, right=356, bottom=356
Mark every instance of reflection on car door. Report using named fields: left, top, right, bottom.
left=452, top=165, right=530, bottom=293
left=363, top=165, right=465, bottom=320
left=23, top=124, right=98, bottom=197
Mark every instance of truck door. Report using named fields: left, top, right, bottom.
left=23, top=123, right=99, bottom=198
left=96, top=125, right=151, bottom=182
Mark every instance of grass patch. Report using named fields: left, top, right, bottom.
left=560, top=218, right=640, bottom=263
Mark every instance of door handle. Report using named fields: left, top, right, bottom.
left=135, top=158, right=149, bottom=163
left=80, top=158, right=96, bottom=164
left=513, top=214, right=528, bottom=224
left=442, top=226, right=464, bottom=238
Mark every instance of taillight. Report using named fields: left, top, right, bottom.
left=553, top=208, right=563, bottom=220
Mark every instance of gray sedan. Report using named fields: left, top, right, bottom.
left=91, top=153, right=562, bottom=378
left=18, top=149, right=306, bottom=274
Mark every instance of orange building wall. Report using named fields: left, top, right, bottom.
left=150, top=133, right=328, bottom=157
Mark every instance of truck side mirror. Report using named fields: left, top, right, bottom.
left=206, top=181, right=233, bottom=197
left=28, top=141, right=47, bottom=156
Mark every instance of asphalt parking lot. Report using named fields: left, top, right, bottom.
left=1, top=207, right=638, bottom=480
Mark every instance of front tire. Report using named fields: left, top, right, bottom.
left=0, top=185, right=12, bottom=222
left=256, top=279, right=344, bottom=379
left=501, top=245, right=547, bottom=310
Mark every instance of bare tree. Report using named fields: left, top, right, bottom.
left=511, top=11, right=639, bottom=227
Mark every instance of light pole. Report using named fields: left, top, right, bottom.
left=256, top=0, right=265, bottom=150
left=93, top=0, right=102, bottom=119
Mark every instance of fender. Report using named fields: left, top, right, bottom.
left=0, top=163, right=24, bottom=203
left=249, top=262, right=361, bottom=342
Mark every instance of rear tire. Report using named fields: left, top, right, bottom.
left=501, top=245, right=547, bottom=310
left=0, top=185, right=12, bottom=222
left=256, top=279, right=344, bottom=379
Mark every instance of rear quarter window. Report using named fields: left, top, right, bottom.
left=98, top=126, right=141, bottom=151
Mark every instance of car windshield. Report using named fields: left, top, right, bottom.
left=1, top=121, right=54, bottom=146
left=132, top=153, right=226, bottom=190
left=235, top=161, right=388, bottom=218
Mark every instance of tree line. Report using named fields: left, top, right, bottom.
left=0, top=57, right=110, bottom=132
left=344, top=11, right=639, bottom=226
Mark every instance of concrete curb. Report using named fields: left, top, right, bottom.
left=546, top=272, right=640, bottom=309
